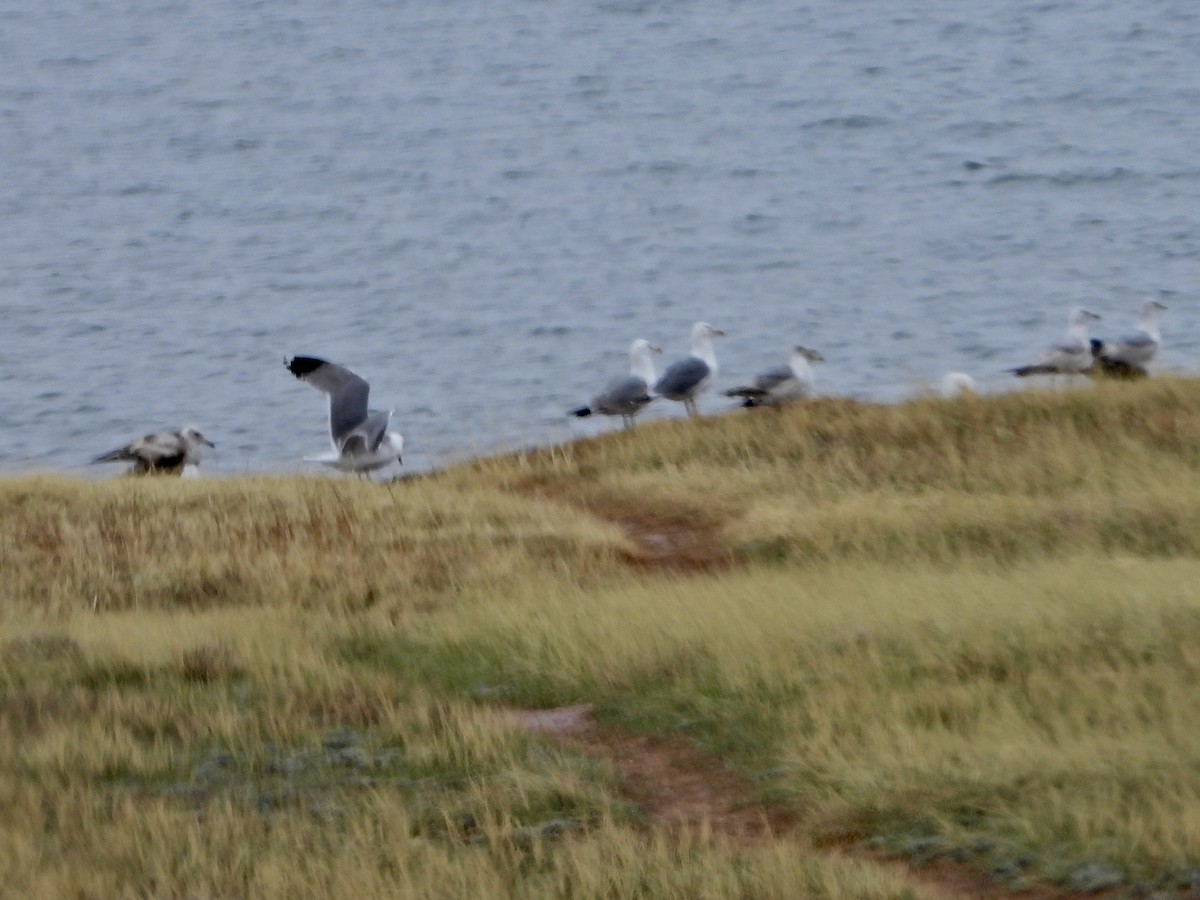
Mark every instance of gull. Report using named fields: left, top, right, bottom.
left=940, top=371, right=978, bottom=398
left=285, top=356, right=404, bottom=476
left=1090, top=299, right=1167, bottom=377
left=653, top=322, right=726, bottom=417
left=570, top=338, right=663, bottom=428
left=91, top=425, right=214, bottom=476
left=1009, top=306, right=1101, bottom=378
left=725, top=345, right=824, bottom=407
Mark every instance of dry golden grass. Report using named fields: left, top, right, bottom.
left=4, top=377, right=1200, bottom=896
left=0, top=475, right=626, bottom=616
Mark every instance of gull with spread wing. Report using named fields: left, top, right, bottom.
left=285, top=356, right=403, bottom=476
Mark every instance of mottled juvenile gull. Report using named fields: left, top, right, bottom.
left=285, top=356, right=403, bottom=475
left=91, top=425, right=214, bottom=476
left=653, top=322, right=725, bottom=417
left=570, top=338, right=662, bottom=428
left=1009, top=306, right=1101, bottom=378
left=1090, top=299, right=1167, bottom=378
left=725, top=345, right=823, bottom=407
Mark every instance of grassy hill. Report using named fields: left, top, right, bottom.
left=3, top=378, right=1200, bottom=898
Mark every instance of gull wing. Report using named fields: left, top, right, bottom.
left=653, top=357, right=710, bottom=400
left=1097, top=331, right=1158, bottom=366
left=340, top=409, right=392, bottom=455
left=1010, top=339, right=1089, bottom=376
left=725, top=365, right=795, bottom=399
left=286, top=357, right=371, bottom=444
left=93, top=430, right=186, bottom=467
left=592, top=375, right=652, bottom=416
left=752, top=365, right=796, bottom=393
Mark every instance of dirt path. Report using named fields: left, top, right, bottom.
left=505, top=705, right=1123, bottom=900
left=501, top=486, right=1130, bottom=897
left=512, top=705, right=785, bottom=840
left=511, top=479, right=742, bottom=574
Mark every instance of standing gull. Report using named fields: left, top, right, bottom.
left=285, top=356, right=404, bottom=476
left=570, top=339, right=663, bottom=428
left=1090, top=299, right=1167, bottom=378
left=725, top=345, right=823, bottom=407
left=91, top=425, right=214, bottom=476
left=1009, top=306, right=1101, bottom=378
left=653, top=322, right=726, bottom=417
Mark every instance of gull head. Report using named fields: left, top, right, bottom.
left=792, top=345, right=825, bottom=364
left=178, top=425, right=215, bottom=467
left=180, top=426, right=215, bottom=449
left=630, top=339, right=663, bottom=356
left=691, top=322, right=726, bottom=340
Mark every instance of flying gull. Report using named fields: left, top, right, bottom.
left=1090, top=299, right=1167, bottom=378
left=285, top=356, right=404, bottom=476
left=91, top=425, right=214, bottom=476
left=571, top=338, right=663, bottom=428
left=725, top=345, right=824, bottom=407
left=1009, top=306, right=1101, bottom=378
left=653, top=322, right=726, bottom=417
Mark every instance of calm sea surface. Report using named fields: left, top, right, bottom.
left=2, top=0, right=1199, bottom=474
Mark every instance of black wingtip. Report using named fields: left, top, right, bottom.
left=1008, top=365, right=1048, bottom=378
left=1089, top=338, right=1104, bottom=358
left=286, top=356, right=326, bottom=378
left=570, top=406, right=592, bottom=418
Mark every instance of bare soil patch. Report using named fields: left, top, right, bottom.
left=509, top=479, right=741, bottom=574
left=607, top=511, right=740, bottom=574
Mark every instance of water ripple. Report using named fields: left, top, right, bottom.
left=2, top=0, right=1199, bottom=473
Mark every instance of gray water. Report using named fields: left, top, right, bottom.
left=3, top=0, right=1199, bottom=475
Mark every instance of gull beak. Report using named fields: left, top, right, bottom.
left=203, top=437, right=216, bottom=448
left=711, top=328, right=726, bottom=337
left=649, top=344, right=663, bottom=354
